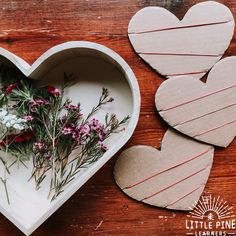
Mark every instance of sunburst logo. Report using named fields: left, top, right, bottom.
left=185, top=195, right=236, bottom=236
left=188, top=195, right=235, bottom=220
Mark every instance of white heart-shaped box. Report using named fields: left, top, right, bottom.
left=0, top=41, right=140, bottom=235
left=128, top=1, right=234, bottom=80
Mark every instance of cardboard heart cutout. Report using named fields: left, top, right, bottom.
left=114, top=129, right=214, bottom=211
left=155, top=56, right=236, bottom=147
left=128, top=1, right=234, bottom=80
left=0, top=42, right=140, bottom=235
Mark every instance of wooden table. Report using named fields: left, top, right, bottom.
left=1, top=0, right=236, bottom=235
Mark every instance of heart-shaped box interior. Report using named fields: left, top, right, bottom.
left=0, top=41, right=140, bottom=235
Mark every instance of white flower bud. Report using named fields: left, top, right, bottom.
left=5, top=122, right=11, bottom=128
left=0, top=108, right=26, bottom=131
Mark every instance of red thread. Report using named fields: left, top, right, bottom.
left=141, top=165, right=209, bottom=201
left=160, top=84, right=236, bottom=112
left=167, top=71, right=207, bottom=77
left=165, top=186, right=202, bottom=207
left=175, top=102, right=236, bottom=127
left=129, top=20, right=231, bottom=35
left=194, top=119, right=236, bottom=137
left=123, top=148, right=212, bottom=190
left=138, top=52, right=222, bottom=57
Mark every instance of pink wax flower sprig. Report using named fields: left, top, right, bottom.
left=20, top=81, right=129, bottom=200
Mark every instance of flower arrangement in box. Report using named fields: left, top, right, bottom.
left=0, top=66, right=129, bottom=202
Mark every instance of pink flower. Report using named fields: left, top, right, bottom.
left=79, top=125, right=90, bottom=136
left=23, top=115, right=34, bottom=121
left=98, top=129, right=106, bottom=141
left=69, top=130, right=81, bottom=144
left=98, top=141, right=107, bottom=152
left=33, top=141, right=47, bottom=151
left=89, top=119, right=100, bottom=128
left=30, top=99, right=49, bottom=112
left=88, top=119, right=107, bottom=141
left=47, top=86, right=60, bottom=96
left=89, top=119, right=103, bottom=133
left=61, top=127, right=73, bottom=135
left=65, top=104, right=79, bottom=111
left=35, top=99, right=49, bottom=105
left=71, top=131, right=78, bottom=139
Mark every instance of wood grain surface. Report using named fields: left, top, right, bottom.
left=0, top=0, right=236, bottom=235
